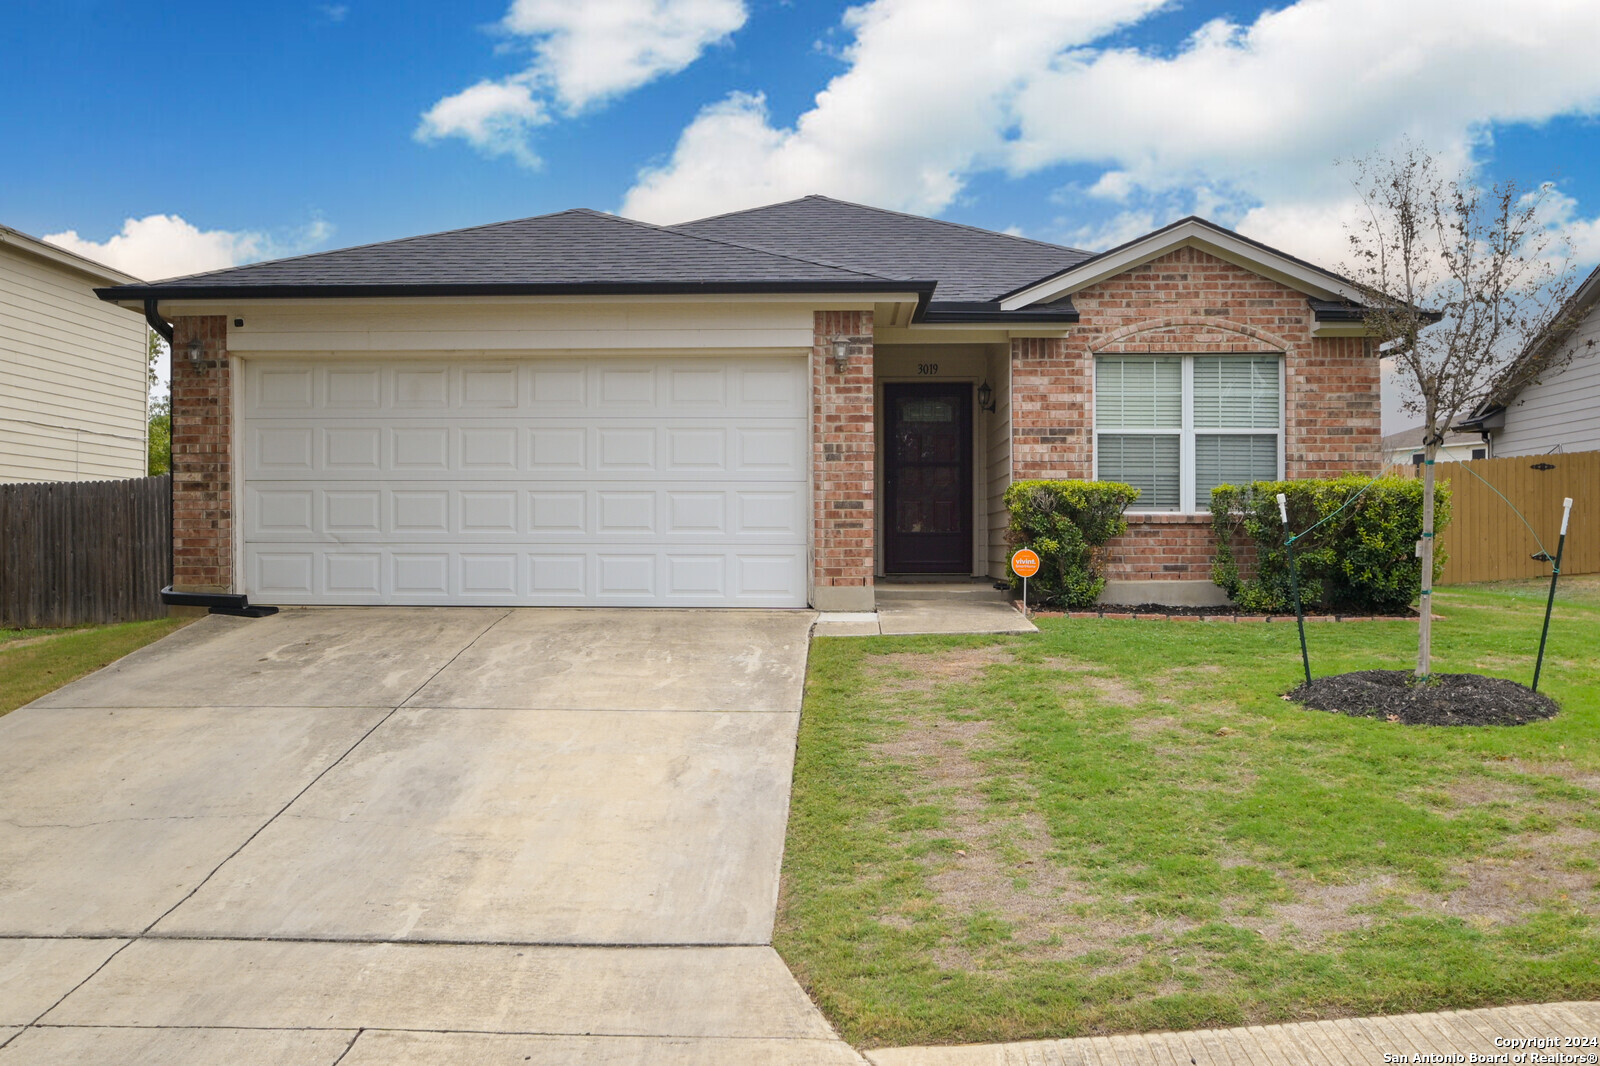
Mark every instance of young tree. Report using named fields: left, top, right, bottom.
left=1342, top=142, right=1585, bottom=678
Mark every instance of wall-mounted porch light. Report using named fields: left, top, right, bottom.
left=185, top=337, right=205, bottom=371
left=976, top=380, right=997, bottom=413
left=831, top=338, right=850, bottom=374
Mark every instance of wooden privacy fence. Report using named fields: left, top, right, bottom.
left=0, top=475, right=170, bottom=628
left=1432, top=451, right=1598, bottom=585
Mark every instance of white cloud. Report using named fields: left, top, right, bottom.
left=621, top=0, right=1600, bottom=261
left=622, top=0, right=1166, bottom=223
left=416, top=80, right=550, bottom=168
left=418, top=0, right=745, bottom=164
left=43, top=214, right=331, bottom=282
left=505, top=0, right=747, bottom=111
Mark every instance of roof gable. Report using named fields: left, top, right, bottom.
left=672, top=195, right=1092, bottom=304
left=999, top=216, right=1367, bottom=311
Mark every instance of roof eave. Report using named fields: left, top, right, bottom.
left=917, top=298, right=1078, bottom=325
left=99, top=279, right=935, bottom=304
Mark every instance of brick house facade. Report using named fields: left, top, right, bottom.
left=107, top=201, right=1383, bottom=611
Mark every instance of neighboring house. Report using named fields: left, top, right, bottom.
left=1, top=223, right=147, bottom=482
left=1381, top=427, right=1487, bottom=468
left=1456, top=262, right=1600, bottom=456
left=97, top=197, right=1381, bottom=610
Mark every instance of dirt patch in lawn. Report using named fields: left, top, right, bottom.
left=871, top=713, right=1102, bottom=966
left=1291, top=670, right=1560, bottom=726
left=867, top=646, right=1015, bottom=693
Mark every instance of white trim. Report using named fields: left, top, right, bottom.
left=1094, top=352, right=1285, bottom=514
left=1000, top=219, right=1366, bottom=311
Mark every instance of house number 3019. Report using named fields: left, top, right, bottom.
left=916, top=363, right=939, bottom=375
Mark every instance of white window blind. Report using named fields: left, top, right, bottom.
left=1095, top=353, right=1284, bottom=513
left=1194, top=434, right=1279, bottom=509
left=1095, top=357, right=1181, bottom=428
left=1098, top=434, right=1181, bottom=510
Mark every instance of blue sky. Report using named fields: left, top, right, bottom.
left=7, top=0, right=1600, bottom=288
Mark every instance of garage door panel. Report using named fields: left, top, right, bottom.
left=243, top=545, right=807, bottom=607
left=243, top=356, right=807, bottom=607
left=247, top=483, right=805, bottom=543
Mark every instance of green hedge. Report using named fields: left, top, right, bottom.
left=1004, top=480, right=1140, bottom=607
left=1210, top=476, right=1450, bottom=614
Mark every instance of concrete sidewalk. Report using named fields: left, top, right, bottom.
left=0, top=607, right=865, bottom=1065
left=867, top=1001, right=1600, bottom=1065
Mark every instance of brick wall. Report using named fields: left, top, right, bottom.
left=1010, top=336, right=1091, bottom=479
left=170, top=316, right=233, bottom=593
left=812, top=310, right=875, bottom=609
left=1010, top=247, right=1381, bottom=583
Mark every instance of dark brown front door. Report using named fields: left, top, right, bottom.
left=884, top=382, right=973, bottom=574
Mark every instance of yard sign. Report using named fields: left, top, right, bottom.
left=1011, top=548, right=1040, bottom=615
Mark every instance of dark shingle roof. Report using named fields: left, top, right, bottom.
left=671, top=195, right=1093, bottom=304
left=99, top=208, right=921, bottom=300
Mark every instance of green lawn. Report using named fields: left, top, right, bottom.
left=781, top=577, right=1600, bottom=1048
left=0, top=617, right=191, bottom=717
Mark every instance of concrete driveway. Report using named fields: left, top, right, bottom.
left=0, top=608, right=865, bottom=1064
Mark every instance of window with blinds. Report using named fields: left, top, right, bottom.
left=1095, top=353, right=1282, bottom=513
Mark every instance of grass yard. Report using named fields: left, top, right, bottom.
left=781, top=576, right=1600, bottom=1048
left=0, top=617, right=191, bottom=717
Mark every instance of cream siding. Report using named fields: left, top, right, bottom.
left=985, top=344, right=1012, bottom=580
left=210, top=300, right=824, bottom=355
left=0, top=242, right=147, bottom=482
left=1492, top=306, right=1600, bottom=456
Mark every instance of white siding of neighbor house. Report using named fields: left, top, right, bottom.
left=1493, top=305, right=1600, bottom=457
left=0, top=244, right=148, bottom=482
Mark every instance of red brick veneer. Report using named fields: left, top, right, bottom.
left=812, top=310, right=875, bottom=607
left=1010, top=247, right=1381, bottom=582
left=169, top=316, right=233, bottom=593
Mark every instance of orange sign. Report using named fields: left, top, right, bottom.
left=1011, top=549, right=1041, bottom=578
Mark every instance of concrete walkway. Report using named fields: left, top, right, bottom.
left=0, top=607, right=865, bottom=1065
left=814, top=582, right=1036, bottom=637
left=867, top=1001, right=1600, bottom=1065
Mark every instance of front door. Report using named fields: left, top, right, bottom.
left=884, top=382, right=973, bottom=574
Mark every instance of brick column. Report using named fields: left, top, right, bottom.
left=170, top=315, right=234, bottom=593
left=812, top=310, right=875, bottom=611
left=1010, top=337, right=1092, bottom=480
left=1288, top=336, right=1382, bottom=476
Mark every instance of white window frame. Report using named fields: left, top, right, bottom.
left=1091, top=354, right=1286, bottom=514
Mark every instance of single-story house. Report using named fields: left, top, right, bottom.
left=2, top=223, right=148, bottom=483
left=1381, top=427, right=1487, bottom=468
left=97, top=196, right=1381, bottom=610
left=1456, top=262, right=1600, bottom=457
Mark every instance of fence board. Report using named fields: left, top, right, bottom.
left=1436, top=451, right=1598, bottom=584
left=0, top=475, right=170, bottom=628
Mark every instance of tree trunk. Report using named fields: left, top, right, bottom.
left=1416, top=439, right=1438, bottom=678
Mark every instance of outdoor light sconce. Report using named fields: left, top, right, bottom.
left=185, top=337, right=205, bottom=371
left=831, top=338, right=850, bottom=374
left=977, top=380, right=997, bottom=413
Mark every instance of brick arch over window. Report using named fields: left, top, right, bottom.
left=1091, top=317, right=1296, bottom=357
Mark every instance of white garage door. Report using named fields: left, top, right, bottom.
left=241, top=357, right=809, bottom=607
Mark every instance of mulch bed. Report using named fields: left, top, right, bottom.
left=1288, top=669, right=1559, bottom=726
left=1026, top=602, right=1422, bottom=622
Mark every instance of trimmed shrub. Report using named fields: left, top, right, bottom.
left=1210, top=476, right=1450, bottom=614
left=1004, top=480, right=1140, bottom=607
